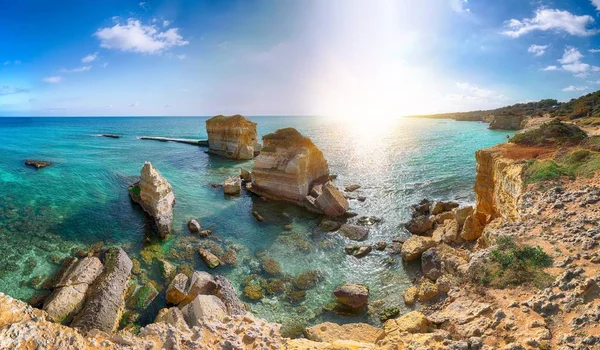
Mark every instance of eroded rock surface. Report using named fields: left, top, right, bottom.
left=206, top=114, right=259, bottom=160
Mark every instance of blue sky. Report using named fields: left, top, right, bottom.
left=3, top=0, right=600, bottom=116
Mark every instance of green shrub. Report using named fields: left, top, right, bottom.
left=129, top=185, right=141, bottom=196
left=582, top=136, right=600, bottom=152
left=510, top=119, right=587, bottom=146
left=524, top=160, right=570, bottom=184
left=474, top=236, right=553, bottom=289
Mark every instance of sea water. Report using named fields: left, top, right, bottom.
left=0, top=116, right=512, bottom=332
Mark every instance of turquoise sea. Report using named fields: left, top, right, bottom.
left=0, top=116, right=512, bottom=333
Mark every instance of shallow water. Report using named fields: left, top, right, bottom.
left=0, top=116, right=512, bottom=331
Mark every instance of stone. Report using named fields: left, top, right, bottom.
left=159, top=259, right=176, bottom=281
left=403, top=286, right=418, bottom=305
left=435, top=211, right=455, bottom=224
left=71, top=247, right=133, bottom=333
left=205, top=115, right=259, bottom=160
left=223, top=177, right=241, bottom=195
left=383, top=311, right=431, bottom=334
left=166, top=273, right=188, bottom=305
left=344, top=245, right=372, bottom=258
left=198, top=248, right=220, bottom=269
left=339, top=224, right=369, bottom=241
left=214, top=276, right=247, bottom=315
left=333, top=283, right=369, bottom=308
left=344, top=185, right=361, bottom=192
left=187, top=219, right=201, bottom=234
left=43, top=257, right=104, bottom=323
left=221, top=248, right=238, bottom=266
left=461, top=212, right=487, bottom=241
left=128, top=282, right=159, bottom=310
left=305, top=322, right=382, bottom=344
left=418, top=280, right=439, bottom=302
left=454, top=206, right=474, bottom=227
left=404, top=215, right=434, bottom=235
left=252, top=211, right=264, bottom=222
left=181, top=295, right=227, bottom=327
left=432, top=219, right=460, bottom=243
left=421, top=248, right=443, bottom=281
left=248, top=128, right=348, bottom=216
left=184, top=271, right=217, bottom=304
left=129, top=162, right=176, bottom=238
left=240, top=168, right=252, bottom=182
left=400, top=236, right=436, bottom=261
left=374, top=241, right=387, bottom=251
left=24, top=159, right=52, bottom=169
left=154, top=307, right=190, bottom=332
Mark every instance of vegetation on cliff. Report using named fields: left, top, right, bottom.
left=524, top=148, right=600, bottom=183
left=262, top=127, right=315, bottom=148
left=510, top=119, right=587, bottom=146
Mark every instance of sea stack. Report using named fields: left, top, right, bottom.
left=129, top=162, right=176, bottom=238
left=248, top=128, right=348, bottom=216
left=205, top=115, right=260, bottom=160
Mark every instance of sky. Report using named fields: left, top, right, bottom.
left=3, top=0, right=600, bottom=117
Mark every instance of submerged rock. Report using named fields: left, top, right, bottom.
left=333, top=283, right=369, bottom=309
left=24, top=159, right=52, bottom=169
left=198, top=248, right=221, bottom=269
left=129, top=162, right=176, bottom=238
left=344, top=245, right=372, bottom=258
left=71, top=247, right=133, bottom=333
left=206, top=115, right=259, bottom=160
left=248, top=128, right=349, bottom=216
left=187, top=219, right=201, bottom=234
left=338, top=224, right=369, bottom=241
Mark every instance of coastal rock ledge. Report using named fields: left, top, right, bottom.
left=206, top=114, right=261, bottom=160
left=129, top=162, right=176, bottom=238
left=248, top=128, right=349, bottom=216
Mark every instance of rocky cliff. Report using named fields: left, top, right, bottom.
left=248, top=128, right=348, bottom=216
left=205, top=115, right=259, bottom=160
left=487, top=115, right=528, bottom=130
left=474, top=145, right=525, bottom=222
left=129, top=162, right=176, bottom=238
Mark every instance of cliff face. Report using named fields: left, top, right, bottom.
left=130, top=162, right=176, bottom=238
left=249, top=128, right=348, bottom=216
left=487, top=115, right=527, bottom=130
left=474, top=146, right=525, bottom=222
left=206, top=115, right=259, bottom=160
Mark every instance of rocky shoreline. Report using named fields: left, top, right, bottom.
left=1, top=118, right=599, bottom=349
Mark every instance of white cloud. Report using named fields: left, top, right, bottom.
left=502, top=8, right=598, bottom=38
left=60, top=66, right=92, bottom=73
left=590, top=48, right=600, bottom=53
left=542, top=65, right=558, bottom=71
left=102, top=62, right=109, bottom=68
left=450, top=0, right=470, bottom=13
left=555, top=47, right=599, bottom=76
left=592, top=0, right=600, bottom=11
left=139, top=2, right=147, bottom=9
left=176, top=54, right=187, bottom=60
left=451, top=82, right=506, bottom=101
left=43, top=76, right=63, bottom=84
left=559, top=47, right=583, bottom=64
left=562, top=85, right=587, bottom=91
left=81, top=52, right=98, bottom=63
left=95, top=19, right=189, bottom=54
left=163, top=20, right=170, bottom=27
left=589, top=80, right=600, bottom=84
left=528, top=44, right=548, bottom=56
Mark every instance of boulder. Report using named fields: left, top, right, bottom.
left=43, top=257, right=104, bottom=323
left=248, top=128, right=348, bottom=216
left=344, top=185, right=361, bottom=192
left=214, top=275, right=247, bottom=315
left=400, top=236, right=436, bottom=261
left=333, top=283, right=369, bottom=308
left=383, top=311, right=431, bottom=334
left=403, top=286, right=418, bottom=305
left=24, top=160, right=52, bottom=169
left=166, top=273, right=188, bottom=305
left=404, top=215, right=434, bottom=235
left=435, top=211, right=455, bottom=224
left=240, top=168, right=252, bottom=182
left=205, top=115, right=259, bottom=160
left=198, top=248, right=220, bottom=269
left=453, top=206, right=474, bottom=227
left=432, top=219, right=460, bottom=243
left=127, top=282, right=159, bottom=310
left=184, top=271, right=217, bottom=304
left=154, top=307, right=190, bottom=332
left=461, top=211, right=487, bottom=241
left=320, top=219, right=342, bottom=232
left=159, top=259, right=176, bottom=281
left=187, top=219, right=201, bottom=234
left=305, top=322, right=382, bottom=344
left=71, top=247, right=133, bottom=333
left=223, top=177, right=241, bottom=195
left=421, top=248, right=442, bottom=281
left=181, top=295, right=227, bottom=328
left=129, top=162, right=176, bottom=238
left=338, top=224, right=369, bottom=241
left=418, top=280, right=439, bottom=302
left=344, top=245, right=372, bottom=258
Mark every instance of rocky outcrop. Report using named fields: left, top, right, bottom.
left=24, top=159, right=52, bottom=169
left=205, top=115, right=259, bottom=160
left=129, top=162, right=176, bottom=238
left=71, top=247, right=132, bottom=333
left=475, top=146, right=525, bottom=222
left=223, top=177, right=241, bottom=195
left=488, top=114, right=527, bottom=130
left=248, top=128, right=348, bottom=216
left=333, top=283, right=369, bottom=308
left=42, top=257, right=103, bottom=323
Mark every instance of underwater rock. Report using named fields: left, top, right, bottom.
left=71, top=247, right=133, bottom=333
left=320, top=219, right=342, bottom=232
left=221, top=248, right=238, bottom=266
left=205, top=115, right=259, bottom=160
left=243, top=283, right=264, bottom=301
left=338, top=224, right=369, bottom=241
left=198, top=248, right=221, bottom=269
left=248, top=128, right=348, bottom=216
left=127, top=282, right=159, bottom=310
left=159, top=259, right=175, bottom=281
left=293, top=270, right=324, bottom=290
left=260, top=257, right=282, bottom=277
left=333, top=283, right=369, bottom=309
left=187, top=219, right=201, bottom=234
left=252, top=210, right=264, bottom=222
left=129, top=162, right=176, bottom=239
left=344, top=245, right=372, bottom=258
left=101, top=134, right=120, bottom=139
left=223, top=177, right=242, bottom=195
left=24, top=160, right=52, bottom=169
left=214, top=276, right=247, bottom=315
left=43, top=257, right=103, bottom=323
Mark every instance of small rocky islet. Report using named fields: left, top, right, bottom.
left=2, top=115, right=600, bottom=349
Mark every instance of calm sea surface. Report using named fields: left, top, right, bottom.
left=0, top=116, right=512, bottom=332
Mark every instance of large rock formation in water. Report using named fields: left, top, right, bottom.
left=487, top=114, right=527, bottom=130
left=205, top=115, right=260, bottom=160
left=129, top=162, right=176, bottom=238
left=248, top=128, right=348, bottom=216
